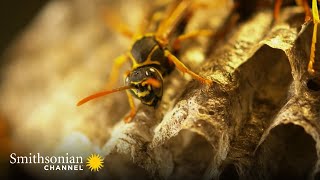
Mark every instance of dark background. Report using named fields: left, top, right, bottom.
left=0, top=1, right=48, bottom=179
left=0, top=0, right=49, bottom=57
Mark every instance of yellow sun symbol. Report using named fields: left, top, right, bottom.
left=86, top=154, right=104, bottom=172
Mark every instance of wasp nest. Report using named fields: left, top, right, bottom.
left=0, top=0, right=319, bottom=179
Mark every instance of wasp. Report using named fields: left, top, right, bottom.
left=77, top=0, right=213, bottom=123
left=274, top=0, right=320, bottom=79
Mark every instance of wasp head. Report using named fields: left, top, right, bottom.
left=125, top=66, right=163, bottom=107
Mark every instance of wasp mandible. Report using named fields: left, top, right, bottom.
left=77, top=0, right=213, bottom=123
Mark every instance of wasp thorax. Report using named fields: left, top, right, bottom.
left=125, top=66, right=163, bottom=106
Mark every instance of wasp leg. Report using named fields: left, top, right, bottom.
left=123, top=71, right=136, bottom=123
left=124, top=90, right=136, bottom=123
left=155, top=0, right=210, bottom=46
left=156, top=0, right=193, bottom=45
left=274, top=0, right=311, bottom=22
left=106, top=54, right=129, bottom=88
left=137, top=6, right=167, bottom=36
left=164, top=50, right=212, bottom=85
left=103, top=9, right=135, bottom=39
left=173, top=29, right=213, bottom=50
left=295, top=0, right=312, bottom=21
left=308, top=0, right=320, bottom=75
left=273, top=0, right=283, bottom=21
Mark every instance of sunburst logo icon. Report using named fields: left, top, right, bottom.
left=86, top=154, right=104, bottom=172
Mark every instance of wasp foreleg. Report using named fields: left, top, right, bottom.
left=124, top=90, right=136, bottom=123
left=106, top=54, right=129, bottom=89
left=124, top=71, right=136, bottom=123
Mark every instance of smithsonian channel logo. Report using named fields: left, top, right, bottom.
left=9, top=153, right=104, bottom=172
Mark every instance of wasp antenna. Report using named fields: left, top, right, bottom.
left=77, top=85, right=133, bottom=106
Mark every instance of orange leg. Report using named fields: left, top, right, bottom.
left=106, top=54, right=129, bottom=88
left=155, top=0, right=210, bottom=46
left=275, top=0, right=311, bottom=22
left=164, top=50, right=212, bottom=85
left=173, top=29, right=213, bottom=50
left=102, top=8, right=135, bottom=39
left=308, top=0, right=320, bottom=75
left=124, top=90, right=136, bottom=123
left=301, top=0, right=312, bottom=21
left=273, top=0, right=283, bottom=21
left=156, top=0, right=193, bottom=45
left=123, top=71, right=136, bottom=123
left=295, top=0, right=312, bottom=21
